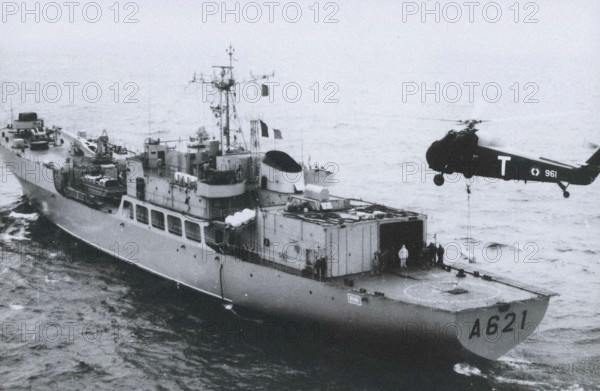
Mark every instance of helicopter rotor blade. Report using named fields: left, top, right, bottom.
left=489, top=110, right=589, bottom=123
left=458, top=119, right=489, bottom=124
left=417, top=117, right=458, bottom=122
left=417, top=117, right=490, bottom=125
left=417, top=110, right=587, bottom=128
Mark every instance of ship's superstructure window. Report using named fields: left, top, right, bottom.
left=122, top=200, right=133, bottom=219
left=151, top=210, right=165, bottom=230
left=136, top=205, right=149, bottom=224
left=167, top=215, right=182, bottom=236
left=185, top=221, right=202, bottom=242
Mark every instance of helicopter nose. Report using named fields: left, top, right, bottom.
left=426, top=142, right=438, bottom=168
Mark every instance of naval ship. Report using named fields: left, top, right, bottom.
left=0, top=48, right=556, bottom=360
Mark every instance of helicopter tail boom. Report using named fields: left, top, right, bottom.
left=586, top=147, right=600, bottom=166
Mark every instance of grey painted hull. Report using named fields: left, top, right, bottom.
left=0, top=145, right=551, bottom=360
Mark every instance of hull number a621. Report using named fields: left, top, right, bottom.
left=469, top=310, right=527, bottom=339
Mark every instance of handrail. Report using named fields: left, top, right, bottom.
left=208, top=241, right=321, bottom=280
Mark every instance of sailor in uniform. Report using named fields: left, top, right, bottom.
left=399, top=245, right=408, bottom=268
left=371, top=251, right=381, bottom=275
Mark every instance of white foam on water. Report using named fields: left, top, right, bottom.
left=1, top=226, right=29, bottom=242
left=9, top=304, right=24, bottom=310
left=453, top=363, right=484, bottom=377
left=8, top=212, right=38, bottom=221
left=495, top=376, right=549, bottom=387
left=498, top=356, right=534, bottom=370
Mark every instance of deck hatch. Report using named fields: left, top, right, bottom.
left=446, top=287, right=469, bottom=295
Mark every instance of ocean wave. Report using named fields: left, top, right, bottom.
left=498, top=356, right=534, bottom=368
left=494, top=376, right=550, bottom=388
left=453, top=363, right=484, bottom=377
left=0, top=200, right=23, bottom=215
left=560, top=384, right=586, bottom=391
left=0, top=206, right=40, bottom=243
left=486, top=242, right=507, bottom=249
left=556, top=248, right=575, bottom=253
left=8, top=212, right=39, bottom=221
left=1, top=225, right=29, bottom=242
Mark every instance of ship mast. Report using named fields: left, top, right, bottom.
left=225, top=46, right=234, bottom=149
left=190, top=45, right=236, bottom=151
left=191, top=45, right=273, bottom=153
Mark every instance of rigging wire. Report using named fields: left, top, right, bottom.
left=466, top=182, right=474, bottom=263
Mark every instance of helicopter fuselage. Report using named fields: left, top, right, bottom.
left=425, top=129, right=600, bottom=197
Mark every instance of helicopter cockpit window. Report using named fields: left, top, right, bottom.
left=443, top=131, right=457, bottom=142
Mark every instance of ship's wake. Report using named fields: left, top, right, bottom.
left=0, top=202, right=38, bottom=243
left=453, top=363, right=484, bottom=377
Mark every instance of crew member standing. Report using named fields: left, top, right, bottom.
left=437, top=244, right=445, bottom=267
left=315, top=256, right=327, bottom=281
left=399, top=245, right=408, bottom=268
left=371, top=251, right=381, bottom=276
left=420, top=241, right=428, bottom=269
left=427, top=242, right=437, bottom=269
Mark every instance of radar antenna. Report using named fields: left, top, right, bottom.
left=10, top=100, right=14, bottom=128
left=190, top=45, right=274, bottom=152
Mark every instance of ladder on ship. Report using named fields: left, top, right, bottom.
left=248, top=189, right=261, bottom=209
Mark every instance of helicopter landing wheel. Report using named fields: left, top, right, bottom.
left=434, top=174, right=445, bottom=186
left=557, top=182, right=570, bottom=198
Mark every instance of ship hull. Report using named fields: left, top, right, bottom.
left=0, top=145, right=550, bottom=360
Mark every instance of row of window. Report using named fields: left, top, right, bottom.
left=123, top=200, right=202, bottom=242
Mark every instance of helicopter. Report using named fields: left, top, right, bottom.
left=425, top=119, right=600, bottom=198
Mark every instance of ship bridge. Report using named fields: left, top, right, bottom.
left=125, top=135, right=255, bottom=219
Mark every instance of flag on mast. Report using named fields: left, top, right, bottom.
left=260, top=120, right=269, bottom=137
left=259, top=120, right=283, bottom=139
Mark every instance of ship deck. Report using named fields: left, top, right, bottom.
left=1, top=127, right=123, bottom=216
left=1, top=128, right=71, bottom=164
left=1, top=127, right=131, bottom=166
left=330, top=264, right=556, bottom=312
left=263, top=199, right=424, bottom=227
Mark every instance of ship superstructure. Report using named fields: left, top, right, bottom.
left=0, top=48, right=556, bottom=360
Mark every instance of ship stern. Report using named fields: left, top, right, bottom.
left=454, top=295, right=551, bottom=360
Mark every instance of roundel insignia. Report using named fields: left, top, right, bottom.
left=531, top=167, right=540, bottom=177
